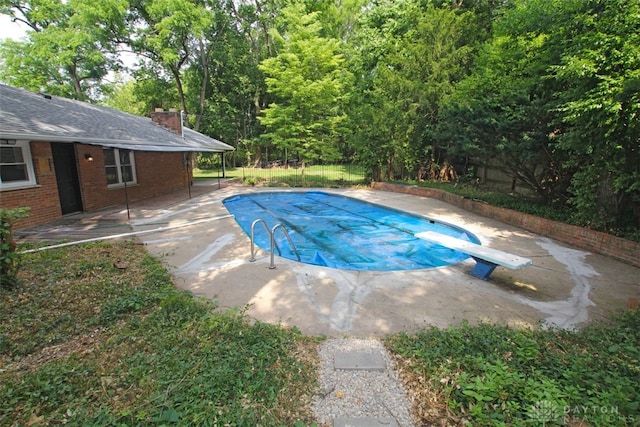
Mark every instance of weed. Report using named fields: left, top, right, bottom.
left=0, top=241, right=318, bottom=426
left=0, top=207, right=29, bottom=289
left=387, top=315, right=640, bottom=426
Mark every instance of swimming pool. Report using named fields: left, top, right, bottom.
left=223, top=191, right=480, bottom=271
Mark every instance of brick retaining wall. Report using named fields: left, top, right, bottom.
left=372, top=182, right=640, bottom=268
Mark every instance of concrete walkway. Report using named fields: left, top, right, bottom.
left=17, top=182, right=640, bottom=336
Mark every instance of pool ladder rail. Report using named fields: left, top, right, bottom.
left=249, top=219, right=301, bottom=269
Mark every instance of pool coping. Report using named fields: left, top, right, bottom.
left=222, top=190, right=481, bottom=272
left=16, top=183, right=640, bottom=336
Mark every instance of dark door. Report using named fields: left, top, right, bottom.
left=52, top=143, right=83, bottom=214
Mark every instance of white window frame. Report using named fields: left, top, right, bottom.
left=0, top=140, right=37, bottom=191
left=104, top=148, right=137, bottom=188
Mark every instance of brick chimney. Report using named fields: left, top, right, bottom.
left=150, top=108, right=183, bottom=136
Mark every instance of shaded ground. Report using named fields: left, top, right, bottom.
left=17, top=182, right=640, bottom=336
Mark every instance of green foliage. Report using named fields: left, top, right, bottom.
left=0, top=207, right=29, bottom=290
left=346, top=0, right=483, bottom=182
left=0, top=241, right=317, bottom=425
left=258, top=3, right=351, bottom=167
left=436, top=1, right=572, bottom=202
left=3, top=0, right=638, bottom=245
left=100, top=79, right=147, bottom=115
left=550, top=0, right=640, bottom=229
left=387, top=313, right=640, bottom=425
left=195, top=152, right=223, bottom=170
left=0, top=0, right=127, bottom=100
left=435, top=0, right=640, bottom=228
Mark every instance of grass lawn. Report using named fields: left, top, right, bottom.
left=0, top=241, right=318, bottom=426
left=194, top=164, right=366, bottom=187
left=2, top=239, right=638, bottom=426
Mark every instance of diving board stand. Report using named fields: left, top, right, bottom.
left=415, top=231, right=532, bottom=280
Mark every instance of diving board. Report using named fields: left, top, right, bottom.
left=415, top=231, right=532, bottom=280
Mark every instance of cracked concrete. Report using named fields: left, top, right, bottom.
left=19, top=183, right=640, bottom=336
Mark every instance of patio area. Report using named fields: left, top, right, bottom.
left=17, top=181, right=640, bottom=336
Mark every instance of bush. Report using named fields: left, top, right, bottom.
left=0, top=207, right=29, bottom=289
left=387, top=312, right=640, bottom=425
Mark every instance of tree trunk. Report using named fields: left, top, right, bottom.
left=193, top=38, right=210, bottom=132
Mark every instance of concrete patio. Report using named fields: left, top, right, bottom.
left=17, top=181, right=640, bottom=336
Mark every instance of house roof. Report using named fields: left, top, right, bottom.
left=0, top=84, right=234, bottom=152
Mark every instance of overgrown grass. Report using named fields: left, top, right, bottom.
left=194, top=164, right=366, bottom=187
left=0, top=241, right=318, bottom=426
left=387, top=314, right=640, bottom=426
left=5, top=202, right=637, bottom=426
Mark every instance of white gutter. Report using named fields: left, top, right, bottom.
left=0, top=132, right=228, bottom=152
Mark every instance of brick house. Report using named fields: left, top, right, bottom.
left=0, top=84, right=234, bottom=229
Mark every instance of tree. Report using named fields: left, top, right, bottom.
left=258, top=3, right=351, bottom=172
left=223, top=0, right=283, bottom=167
left=126, top=0, right=214, bottom=117
left=100, top=78, right=147, bottom=115
left=436, top=32, right=565, bottom=201
left=550, top=0, right=640, bottom=228
left=435, top=0, right=638, bottom=229
left=0, top=0, right=127, bottom=100
left=348, top=0, right=478, bottom=181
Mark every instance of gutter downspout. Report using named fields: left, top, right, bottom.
left=181, top=111, right=192, bottom=199
left=120, top=149, right=131, bottom=220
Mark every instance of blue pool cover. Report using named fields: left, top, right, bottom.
left=223, top=191, right=480, bottom=271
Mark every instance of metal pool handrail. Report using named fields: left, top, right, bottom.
left=249, top=219, right=301, bottom=269
left=271, top=223, right=301, bottom=268
left=250, top=219, right=276, bottom=261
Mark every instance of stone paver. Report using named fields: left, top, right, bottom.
left=334, top=351, right=386, bottom=371
left=334, top=416, right=398, bottom=427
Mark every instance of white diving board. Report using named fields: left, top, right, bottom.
left=415, top=231, right=532, bottom=280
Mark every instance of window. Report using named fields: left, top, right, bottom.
left=103, top=148, right=137, bottom=187
left=0, top=140, right=37, bottom=190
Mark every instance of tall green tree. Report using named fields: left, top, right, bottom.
left=435, top=0, right=571, bottom=201
left=100, top=77, right=148, bottom=115
left=437, top=0, right=639, bottom=228
left=126, top=0, right=214, bottom=118
left=225, top=0, right=284, bottom=166
left=551, top=0, right=640, bottom=228
left=0, top=0, right=128, bottom=100
left=258, top=3, right=351, bottom=170
left=348, top=0, right=477, bottom=181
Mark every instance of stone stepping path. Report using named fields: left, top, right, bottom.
left=334, top=351, right=386, bottom=371
left=311, top=338, right=415, bottom=427
left=334, top=416, right=398, bottom=427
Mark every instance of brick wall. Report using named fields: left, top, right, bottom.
left=0, top=141, right=61, bottom=229
left=372, top=182, right=640, bottom=268
left=79, top=146, right=189, bottom=212
left=1, top=141, right=191, bottom=230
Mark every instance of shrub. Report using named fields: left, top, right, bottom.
left=387, top=312, right=640, bottom=425
left=0, top=207, right=29, bottom=289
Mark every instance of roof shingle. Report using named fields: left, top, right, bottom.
left=0, top=84, right=234, bottom=152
